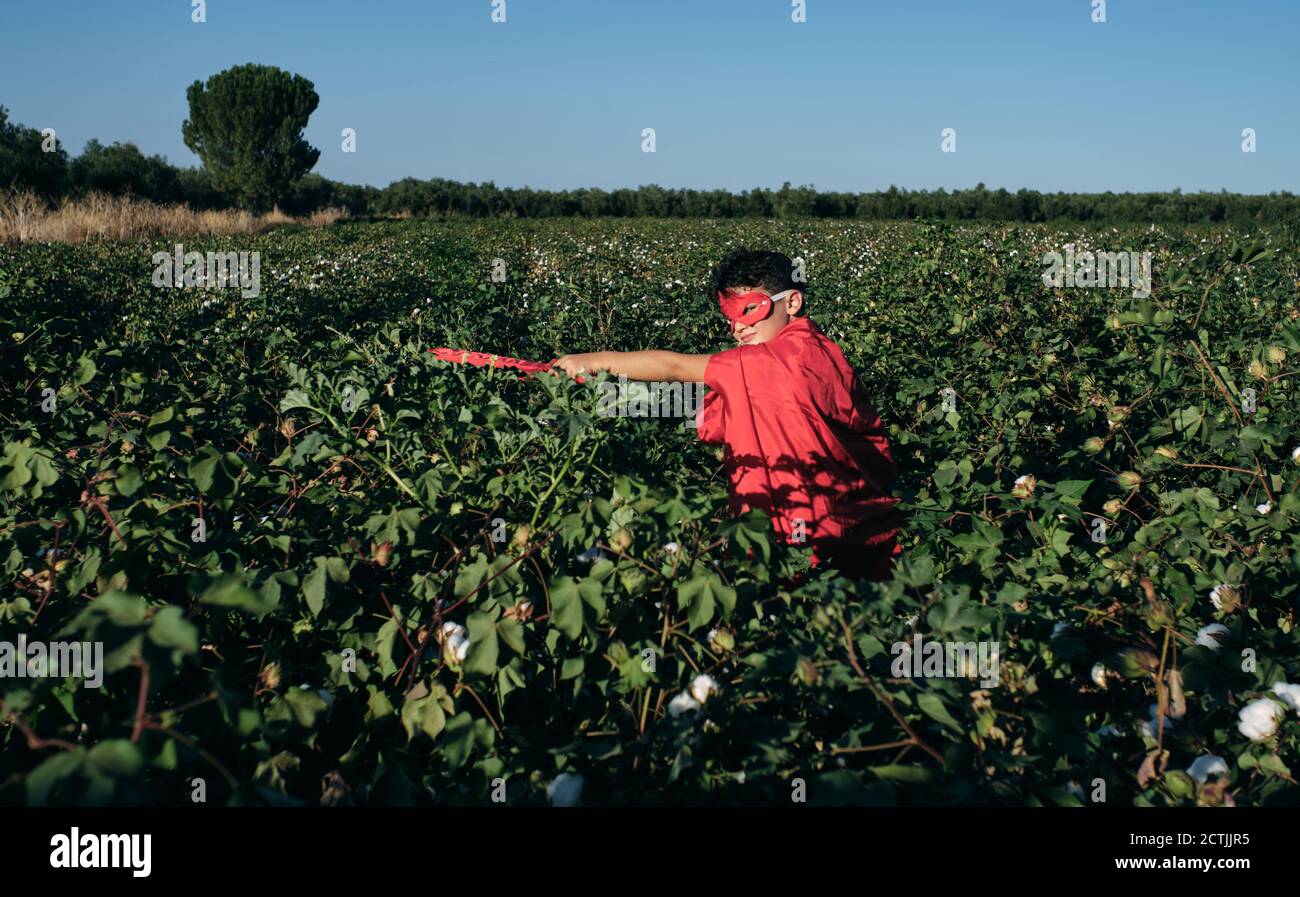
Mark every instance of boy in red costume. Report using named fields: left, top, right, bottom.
left=553, top=249, right=903, bottom=582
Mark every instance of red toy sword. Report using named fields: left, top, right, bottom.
left=428, top=348, right=584, bottom=383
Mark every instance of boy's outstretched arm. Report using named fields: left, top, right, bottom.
left=552, top=350, right=711, bottom=383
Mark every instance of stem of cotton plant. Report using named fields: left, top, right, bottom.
left=1155, top=626, right=1170, bottom=753
left=841, top=618, right=945, bottom=766
left=320, top=403, right=422, bottom=503
left=530, top=435, right=581, bottom=530
left=361, top=450, right=419, bottom=502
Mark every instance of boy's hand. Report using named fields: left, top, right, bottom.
left=552, top=353, right=603, bottom=380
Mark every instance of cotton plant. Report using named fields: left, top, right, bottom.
left=1237, top=698, right=1282, bottom=742
left=546, top=773, right=584, bottom=807
left=1194, top=623, right=1230, bottom=650
left=668, top=674, right=720, bottom=718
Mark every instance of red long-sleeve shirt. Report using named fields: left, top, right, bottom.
left=695, top=317, right=903, bottom=570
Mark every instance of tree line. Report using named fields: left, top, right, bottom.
left=365, top=178, right=1299, bottom=224
left=3, top=63, right=1296, bottom=225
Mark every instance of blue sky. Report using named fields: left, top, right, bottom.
left=1, top=0, right=1295, bottom=193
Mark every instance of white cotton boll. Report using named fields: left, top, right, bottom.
left=1292, top=446, right=1300, bottom=463
left=1013, top=474, right=1037, bottom=493
left=668, top=691, right=700, bottom=718
left=1186, top=754, right=1228, bottom=784
left=1270, top=682, right=1300, bottom=714
left=577, top=546, right=607, bottom=564
left=546, top=772, right=584, bottom=807
left=1090, top=663, right=1109, bottom=688
left=1256, top=502, right=1272, bottom=515
left=1195, top=623, right=1230, bottom=650
left=1208, top=584, right=1240, bottom=611
left=1237, top=698, right=1281, bottom=741
left=662, top=542, right=679, bottom=553
left=689, top=673, right=719, bottom=704
left=441, top=622, right=469, bottom=664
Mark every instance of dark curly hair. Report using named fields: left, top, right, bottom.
left=711, top=248, right=806, bottom=310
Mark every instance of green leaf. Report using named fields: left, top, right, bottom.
left=147, top=605, right=199, bottom=654
left=87, top=739, right=143, bottom=777
left=1051, top=479, right=1092, bottom=501
left=1259, top=753, right=1292, bottom=779
left=199, top=574, right=274, bottom=618
left=1164, top=770, right=1195, bottom=799
left=189, top=452, right=217, bottom=492
left=917, top=693, right=962, bottom=732
left=73, top=355, right=97, bottom=386
left=857, top=635, right=885, bottom=660
left=463, top=611, right=500, bottom=677
left=26, top=749, right=87, bottom=805
left=550, top=576, right=584, bottom=640
left=453, top=555, right=489, bottom=600
left=497, top=618, right=526, bottom=655
left=927, top=591, right=994, bottom=634
left=75, top=590, right=147, bottom=626
left=677, top=569, right=725, bottom=631
left=560, top=656, right=585, bottom=680
left=868, top=765, right=935, bottom=784
left=441, top=712, right=476, bottom=770
left=933, top=460, right=958, bottom=489
left=578, top=576, right=605, bottom=617
left=284, top=687, right=328, bottom=728
left=324, top=556, right=351, bottom=583
left=145, top=406, right=176, bottom=450
left=114, top=464, right=141, bottom=497
left=1172, top=406, right=1202, bottom=435
left=302, top=558, right=328, bottom=616
left=280, top=389, right=317, bottom=412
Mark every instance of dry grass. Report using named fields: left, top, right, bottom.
left=0, top=189, right=349, bottom=244
left=305, top=206, right=349, bottom=227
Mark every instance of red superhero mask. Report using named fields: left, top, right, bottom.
left=718, top=288, right=795, bottom=327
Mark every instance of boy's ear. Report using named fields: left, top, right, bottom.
left=785, top=290, right=804, bottom=315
